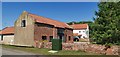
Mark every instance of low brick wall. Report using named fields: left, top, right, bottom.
left=62, top=43, right=106, bottom=54
left=35, top=42, right=52, bottom=49
left=62, top=43, right=119, bottom=55
left=106, top=45, right=119, bottom=55
left=36, top=42, right=119, bottom=55
left=43, top=42, right=52, bottom=49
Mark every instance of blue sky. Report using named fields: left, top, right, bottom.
left=0, top=2, right=2, bottom=30
left=2, top=2, right=99, bottom=29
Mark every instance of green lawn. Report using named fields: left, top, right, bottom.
left=2, top=44, right=99, bottom=55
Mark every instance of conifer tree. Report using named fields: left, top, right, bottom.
left=91, top=2, right=120, bottom=45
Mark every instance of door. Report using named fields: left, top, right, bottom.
left=58, top=35, right=64, bottom=42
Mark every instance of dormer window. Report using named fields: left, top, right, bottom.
left=21, top=20, right=26, bottom=27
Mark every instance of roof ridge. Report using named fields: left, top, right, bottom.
left=27, top=11, right=72, bottom=29
left=2, top=26, right=14, bottom=30
left=64, top=23, right=73, bottom=28
left=24, top=11, right=63, bottom=23
left=28, top=13, right=65, bottom=24
left=71, top=24, right=88, bottom=25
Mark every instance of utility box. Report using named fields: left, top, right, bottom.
left=52, top=39, right=62, bottom=50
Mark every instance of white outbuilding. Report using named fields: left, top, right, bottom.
left=0, top=27, right=14, bottom=45
left=70, top=24, right=89, bottom=38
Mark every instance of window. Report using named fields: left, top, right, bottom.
left=68, top=36, right=71, bottom=41
left=83, top=31, right=85, bottom=33
left=79, top=31, right=81, bottom=33
left=21, top=20, right=26, bottom=27
left=42, top=36, right=47, bottom=41
left=57, top=29, right=64, bottom=34
left=49, top=36, right=53, bottom=42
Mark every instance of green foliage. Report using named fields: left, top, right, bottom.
left=90, top=2, right=120, bottom=45
left=67, top=21, right=93, bottom=25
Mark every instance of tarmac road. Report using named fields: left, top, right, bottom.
left=1, top=48, right=53, bottom=57
left=2, top=47, right=38, bottom=55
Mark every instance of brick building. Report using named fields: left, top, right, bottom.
left=14, top=11, right=73, bottom=47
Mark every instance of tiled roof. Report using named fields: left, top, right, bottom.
left=73, top=33, right=82, bottom=36
left=73, top=33, right=78, bottom=36
left=0, top=27, right=14, bottom=35
left=28, top=13, right=72, bottom=29
left=70, top=24, right=88, bottom=30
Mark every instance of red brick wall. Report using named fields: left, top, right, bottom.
left=34, top=23, right=53, bottom=42
left=34, top=23, right=73, bottom=42
left=64, top=29, right=73, bottom=43
left=34, top=23, right=73, bottom=47
left=53, top=27, right=58, bottom=38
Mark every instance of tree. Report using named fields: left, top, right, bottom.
left=91, top=2, right=120, bottom=45
left=67, top=21, right=93, bottom=25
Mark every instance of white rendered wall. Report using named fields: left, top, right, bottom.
left=73, top=26, right=89, bottom=38
left=0, top=35, right=1, bottom=41
left=0, top=35, right=2, bottom=44
left=2, top=35, right=14, bottom=45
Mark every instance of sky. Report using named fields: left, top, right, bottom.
left=2, top=2, right=99, bottom=29
left=0, top=2, right=2, bottom=30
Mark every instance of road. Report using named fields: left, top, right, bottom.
left=2, top=47, right=38, bottom=55
left=1, top=47, right=51, bottom=57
